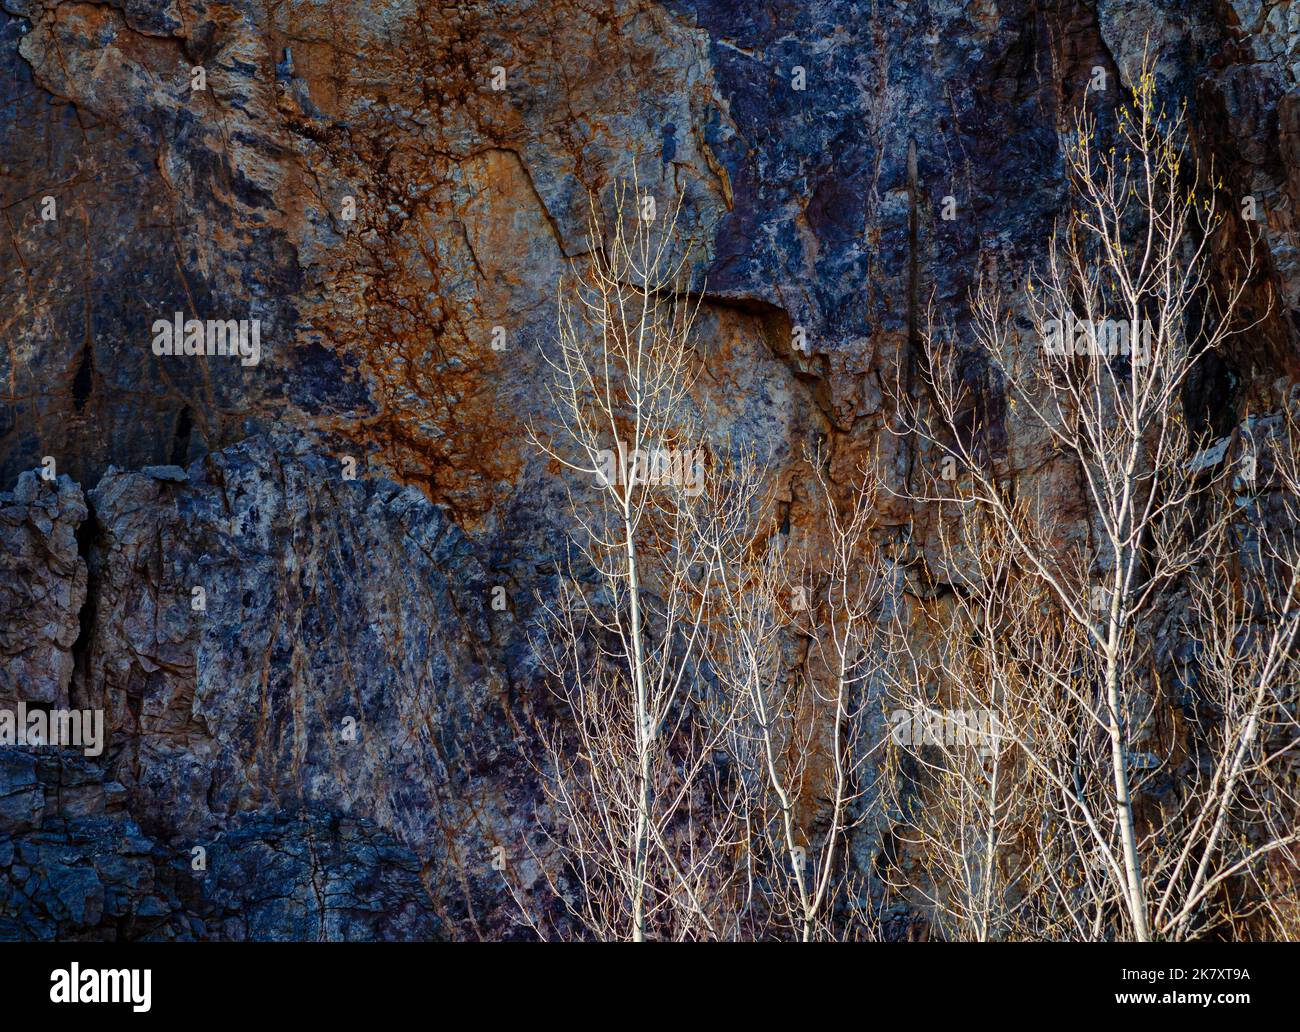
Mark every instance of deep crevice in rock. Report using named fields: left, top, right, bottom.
left=71, top=344, right=93, bottom=414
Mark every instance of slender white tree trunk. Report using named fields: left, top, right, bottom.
left=1105, top=643, right=1149, bottom=941
left=625, top=507, right=651, bottom=942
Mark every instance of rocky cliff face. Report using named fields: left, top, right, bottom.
left=1, top=0, right=1298, bottom=939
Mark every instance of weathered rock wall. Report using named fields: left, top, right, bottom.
left=2, top=0, right=1298, bottom=938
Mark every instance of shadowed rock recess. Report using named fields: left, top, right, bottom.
left=1, top=0, right=1298, bottom=940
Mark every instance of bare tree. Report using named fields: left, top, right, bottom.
left=696, top=447, right=884, bottom=940
left=877, top=511, right=1059, bottom=940
left=527, top=185, right=884, bottom=941
left=883, top=56, right=1300, bottom=941
left=528, top=182, right=750, bottom=940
